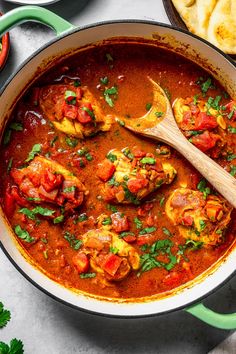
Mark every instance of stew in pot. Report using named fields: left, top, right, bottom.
left=0, top=41, right=235, bottom=299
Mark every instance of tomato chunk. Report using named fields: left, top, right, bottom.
left=4, top=188, right=16, bottom=217
left=102, top=253, right=122, bottom=276
left=123, top=235, right=136, bottom=243
left=127, top=178, right=148, bottom=194
left=111, top=212, right=130, bottom=232
left=73, top=252, right=89, bottom=274
left=180, top=215, right=193, bottom=226
left=77, top=102, right=93, bottom=124
left=205, top=204, right=223, bottom=222
left=97, top=159, right=116, bottom=182
left=191, top=131, right=219, bottom=152
left=63, top=102, right=78, bottom=119
left=41, top=169, right=64, bottom=192
left=194, top=112, right=218, bottom=130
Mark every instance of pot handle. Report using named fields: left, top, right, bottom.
left=0, top=5, right=75, bottom=37
left=186, top=302, right=236, bottom=329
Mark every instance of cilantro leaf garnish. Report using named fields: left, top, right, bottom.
left=197, top=179, right=211, bottom=199
left=103, top=86, right=118, bottom=107
left=64, top=231, right=82, bottom=250
left=80, top=273, right=96, bottom=279
left=14, top=225, right=34, bottom=243
left=65, top=137, right=78, bottom=148
left=25, top=144, right=41, bottom=162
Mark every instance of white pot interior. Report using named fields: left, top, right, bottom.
left=0, top=21, right=235, bottom=317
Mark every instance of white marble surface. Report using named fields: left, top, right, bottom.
left=0, top=0, right=235, bottom=353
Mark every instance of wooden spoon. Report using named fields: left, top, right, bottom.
left=118, top=78, right=236, bottom=208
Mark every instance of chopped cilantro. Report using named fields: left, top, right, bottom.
left=74, top=79, right=81, bottom=87
left=119, top=231, right=135, bottom=238
left=53, top=215, right=64, bottom=224
left=100, top=76, right=109, bottom=85
left=25, top=144, right=41, bottom=162
left=140, top=239, right=177, bottom=273
left=107, top=152, right=117, bottom=162
left=102, top=217, right=112, bottom=225
left=140, top=157, right=156, bottom=165
left=155, top=111, right=164, bottom=118
left=81, top=106, right=96, bottom=121
left=110, top=246, right=119, bottom=254
left=122, top=148, right=134, bottom=160
left=64, top=231, right=82, bottom=250
left=228, top=107, right=236, bottom=119
left=193, top=94, right=199, bottom=105
left=63, top=186, right=76, bottom=193
left=7, top=158, right=13, bottom=175
left=228, top=125, right=236, bottom=134
left=185, top=239, right=203, bottom=250
left=207, top=96, right=222, bottom=110
left=199, top=220, right=206, bottom=232
left=139, top=226, right=157, bottom=235
left=106, top=53, right=113, bottom=62
left=77, top=147, right=88, bottom=156
left=76, top=213, right=88, bottom=222
left=107, top=204, right=118, bottom=213
left=227, top=154, right=236, bottom=161
left=65, top=90, right=76, bottom=104
left=80, top=272, right=96, bottom=279
left=14, top=225, right=34, bottom=243
left=104, top=86, right=118, bottom=107
left=230, top=165, right=236, bottom=176
left=117, top=120, right=125, bottom=127
left=134, top=217, right=142, bottom=229
left=9, top=122, right=23, bottom=131
left=146, top=103, right=152, bottom=111
left=159, top=196, right=165, bottom=207
left=197, top=77, right=215, bottom=96
left=19, top=207, right=55, bottom=220
left=3, top=129, right=11, bottom=145
left=197, top=179, right=211, bottom=199
left=162, top=227, right=172, bottom=237
left=65, top=137, right=78, bottom=148
left=50, top=135, right=58, bottom=147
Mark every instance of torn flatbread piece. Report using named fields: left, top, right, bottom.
left=171, top=0, right=236, bottom=54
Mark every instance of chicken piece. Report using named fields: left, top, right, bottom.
left=173, top=97, right=224, bottom=152
left=97, top=148, right=176, bottom=204
left=81, top=228, right=140, bottom=281
left=11, top=156, right=88, bottom=211
left=165, top=188, right=232, bottom=246
left=39, top=84, right=112, bottom=138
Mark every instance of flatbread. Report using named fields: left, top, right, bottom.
left=171, top=0, right=236, bottom=54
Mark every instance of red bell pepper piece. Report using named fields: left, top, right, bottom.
left=194, top=112, right=218, bottom=130
left=73, top=252, right=89, bottom=274
left=102, top=253, right=122, bottom=276
left=97, top=159, right=116, bottom=182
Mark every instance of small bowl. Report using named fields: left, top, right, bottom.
left=0, top=12, right=10, bottom=71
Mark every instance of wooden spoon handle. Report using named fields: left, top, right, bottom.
left=169, top=132, right=236, bottom=208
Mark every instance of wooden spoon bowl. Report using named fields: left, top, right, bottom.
left=119, top=78, right=236, bottom=208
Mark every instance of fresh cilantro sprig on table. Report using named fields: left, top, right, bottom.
left=0, top=338, right=24, bottom=354
left=0, top=302, right=11, bottom=328
left=0, top=302, right=24, bottom=353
